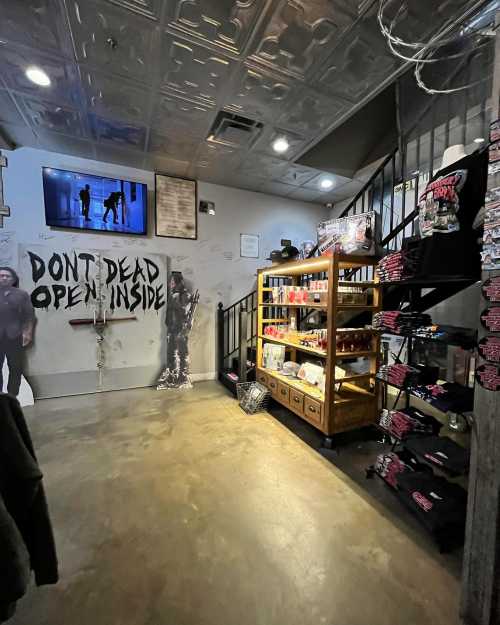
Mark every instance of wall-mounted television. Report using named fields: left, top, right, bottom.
left=42, top=167, right=148, bottom=235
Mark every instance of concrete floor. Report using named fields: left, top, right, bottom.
left=12, top=381, right=461, bottom=625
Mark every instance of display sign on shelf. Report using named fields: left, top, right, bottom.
left=317, top=211, right=381, bottom=257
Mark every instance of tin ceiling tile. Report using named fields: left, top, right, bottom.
left=151, top=92, right=214, bottom=136
left=287, top=187, right=322, bottom=202
left=35, top=132, right=96, bottom=159
left=237, top=153, right=289, bottom=179
left=66, top=0, right=159, bottom=82
left=148, top=131, right=200, bottom=161
left=0, top=124, right=38, bottom=148
left=258, top=180, right=297, bottom=197
left=191, top=141, right=242, bottom=177
left=318, top=17, right=399, bottom=102
left=81, top=69, right=151, bottom=124
left=251, top=126, right=306, bottom=160
left=0, top=45, right=81, bottom=107
left=166, top=0, right=267, bottom=56
left=0, top=90, right=25, bottom=126
left=160, top=35, right=234, bottom=105
left=301, top=171, right=352, bottom=192
left=89, top=114, right=147, bottom=150
left=326, top=179, right=365, bottom=200
left=276, top=164, right=318, bottom=187
left=224, top=63, right=296, bottom=124
left=105, top=0, right=163, bottom=21
left=278, top=87, right=348, bottom=137
left=95, top=144, right=146, bottom=169
left=0, top=0, right=73, bottom=56
left=18, top=97, right=86, bottom=137
left=248, top=0, right=357, bottom=79
left=145, top=155, right=190, bottom=177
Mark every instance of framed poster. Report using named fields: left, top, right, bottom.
left=155, top=174, right=197, bottom=239
left=240, top=234, right=259, bottom=258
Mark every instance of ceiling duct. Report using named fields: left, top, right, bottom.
left=207, top=111, right=263, bottom=150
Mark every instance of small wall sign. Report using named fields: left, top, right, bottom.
left=240, top=234, right=259, bottom=259
left=482, top=277, right=500, bottom=303
left=478, top=335, right=500, bottom=363
left=481, top=307, right=500, bottom=333
left=475, top=363, right=500, bottom=391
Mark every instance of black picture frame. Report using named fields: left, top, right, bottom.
left=155, top=173, right=198, bottom=240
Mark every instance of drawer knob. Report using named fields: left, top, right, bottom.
left=281, top=389, right=286, bottom=395
left=294, top=397, right=300, bottom=403
left=309, top=405, right=316, bottom=413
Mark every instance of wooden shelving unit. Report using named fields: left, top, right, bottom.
left=256, top=254, right=382, bottom=440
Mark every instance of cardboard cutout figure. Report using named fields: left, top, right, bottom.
left=0, top=266, right=35, bottom=405
left=157, top=272, right=199, bottom=390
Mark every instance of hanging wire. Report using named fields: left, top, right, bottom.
left=377, top=0, right=498, bottom=95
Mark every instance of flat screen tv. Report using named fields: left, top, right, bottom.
left=42, top=167, right=148, bottom=235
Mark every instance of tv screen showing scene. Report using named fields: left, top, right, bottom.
left=42, top=167, right=148, bottom=235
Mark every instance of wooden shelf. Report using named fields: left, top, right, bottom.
left=260, top=302, right=327, bottom=310
left=336, top=304, right=378, bottom=311
left=259, top=335, right=327, bottom=358
left=257, top=253, right=381, bottom=436
left=263, top=368, right=325, bottom=402
left=260, top=335, right=377, bottom=360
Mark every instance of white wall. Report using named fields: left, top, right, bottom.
left=3, top=147, right=327, bottom=389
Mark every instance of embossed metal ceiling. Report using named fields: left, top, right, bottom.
left=0, top=0, right=483, bottom=202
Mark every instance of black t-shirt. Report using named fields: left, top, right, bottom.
left=404, top=435, right=469, bottom=475
left=396, top=472, right=467, bottom=535
left=417, top=150, right=488, bottom=278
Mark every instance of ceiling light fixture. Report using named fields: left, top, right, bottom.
left=320, top=177, right=334, bottom=191
left=474, top=137, right=485, bottom=144
left=272, top=137, right=289, bottom=154
left=25, top=66, right=51, bottom=87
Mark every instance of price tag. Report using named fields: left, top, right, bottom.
left=478, top=336, right=500, bottom=363
left=482, top=277, right=500, bottom=303
left=475, top=363, right=500, bottom=391
left=481, top=307, right=500, bottom=333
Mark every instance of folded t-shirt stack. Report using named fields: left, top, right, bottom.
left=377, top=251, right=405, bottom=282
left=379, top=406, right=442, bottom=439
left=374, top=450, right=428, bottom=489
left=412, top=382, right=474, bottom=413
left=396, top=472, right=468, bottom=542
left=377, top=248, right=421, bottom=283
left=373, top=310, right=433, bottom=334
left=404, top=436, right=469, bottom=475
left=377, top=363, right=421, bottom=388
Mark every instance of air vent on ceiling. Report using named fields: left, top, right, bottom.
left=207, top=111, right=263, bottom=149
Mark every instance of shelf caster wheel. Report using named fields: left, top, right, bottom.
left=322, top=436, right=334, bottom=450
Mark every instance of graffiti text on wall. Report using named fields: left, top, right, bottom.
left=28, top=252, right=165, bottom=312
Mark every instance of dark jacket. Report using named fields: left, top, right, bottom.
left=0, top=288, right=35, bottom=340
left=0, top=394, right=58, bottom=621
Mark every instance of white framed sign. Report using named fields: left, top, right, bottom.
left=240, top=233, right=259, bottom=258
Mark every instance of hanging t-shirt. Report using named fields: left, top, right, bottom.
left=416, top=150, right=488, bottom=278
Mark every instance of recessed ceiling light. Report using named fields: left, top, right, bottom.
left=320, top=177, right=334, bottom=190
left=272, top=137, right=289, bottom=154
left=25, top=66, right=51, bottom=87
left=474, top=137, right=485, bottom=144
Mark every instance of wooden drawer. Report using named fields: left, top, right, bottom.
left=289, top=389, right=304, bottom=414
left=277, top=382, right=290, bottom=405
left=304, top=397, right=322, bottom=426
left=267, top=376, right=278, bottom=396
left=256, top=370, right=268, bottom=386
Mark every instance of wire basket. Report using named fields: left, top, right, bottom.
left=236, top=381, right=270, bottom=414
